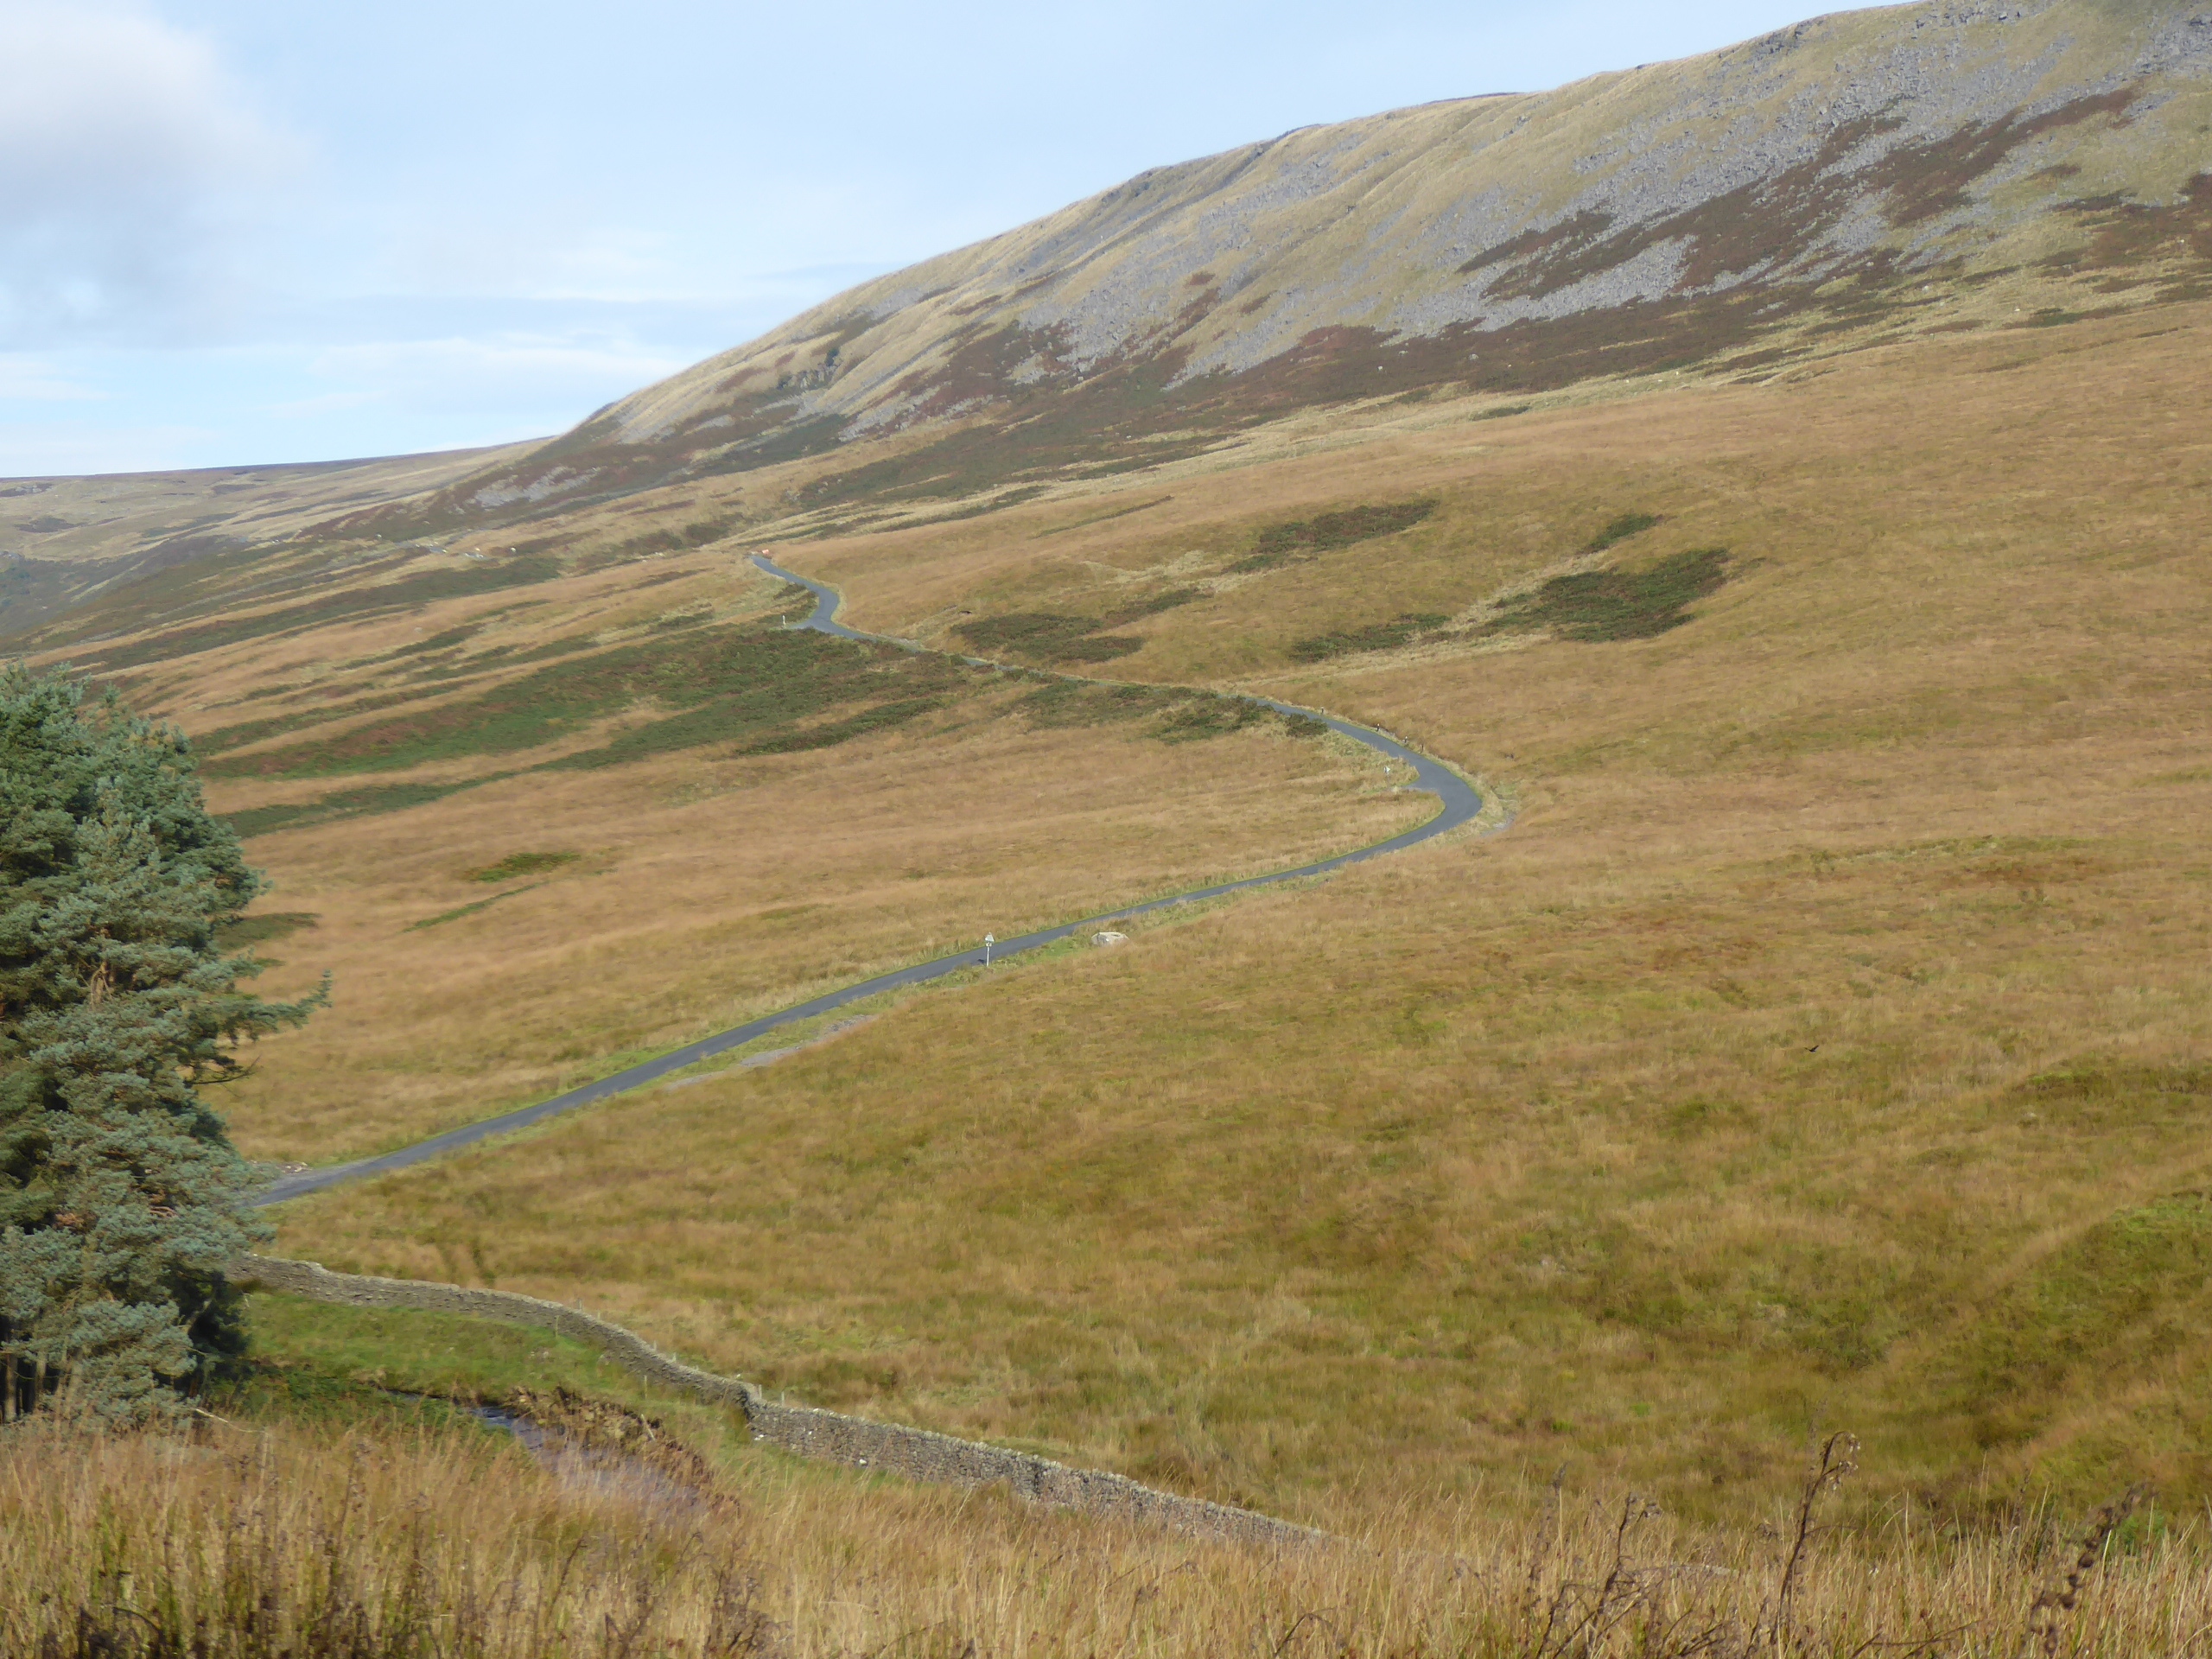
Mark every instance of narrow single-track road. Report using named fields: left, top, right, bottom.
left=255, top=556, right=1491, bottom=1206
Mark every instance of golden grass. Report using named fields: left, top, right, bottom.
left=211, top=692, right=1418, bottom=1162
left=29, top=515, right=1410, bottom=1166
left=9, top=1382, right=2211, bottom=1658
left=0, top=1410, right=771, bottom=1657
left=265, top=304, right=2212, bottom=1524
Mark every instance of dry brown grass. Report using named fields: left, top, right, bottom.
left=209, top=690, right=1416, bottom=1162
left=0, top=1410, right=772, bottom=1657
left=8, top=1391, right=2210, bottom=1657
left=263, top=304, right=2212, bottom=1523
left=52, top=531, right=1418, bottom=1165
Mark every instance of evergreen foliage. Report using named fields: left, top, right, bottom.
left=0, top=666, right=321, bottom=1424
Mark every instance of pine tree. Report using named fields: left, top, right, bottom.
left=0, top=665, right=322, bottom=1424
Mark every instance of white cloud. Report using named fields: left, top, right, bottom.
left=295, top=334, right=691, bottom=417
left=0, top=3, right=298, bottom=347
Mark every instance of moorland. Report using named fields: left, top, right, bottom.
left=6, top=1, right=2212, bottom=1652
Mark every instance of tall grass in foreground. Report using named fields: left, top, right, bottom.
left=0, top=1416, right=772, bottom=1658
left=6, top=1413, right=2211, bottom=1656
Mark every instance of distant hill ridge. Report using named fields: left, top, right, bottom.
left=387, top=0, right=2209, bottom=526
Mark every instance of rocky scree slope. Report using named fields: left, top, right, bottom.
left=376, top=0, right=2212, bottom=530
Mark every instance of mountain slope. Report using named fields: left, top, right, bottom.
left=0, top=443, right=537, bottom=635
left=399, top=0, right=2212, bottom=526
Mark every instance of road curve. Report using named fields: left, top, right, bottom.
left=254, top=556, right=1490, bottom=1206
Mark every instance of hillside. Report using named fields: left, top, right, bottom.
left=3, top=0, right=2211, bottom=1597
left=260, top=301, right=2212, bottom=1524
left=361, top=0, right=2212, bottom=532
left=7, top=0, right=2208, bottom=665
left=0, top=442, right=537, bottom=635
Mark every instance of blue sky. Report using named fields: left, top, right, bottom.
left=0, top=0, right=1828, bottom=476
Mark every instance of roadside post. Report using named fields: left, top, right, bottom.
left=984, top=933, right=995, bottom=967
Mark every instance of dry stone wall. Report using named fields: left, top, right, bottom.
left=231, top=1255, right=1314, bottom=1548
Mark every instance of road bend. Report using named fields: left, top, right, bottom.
left=254, top=556, right=1491, bottom=1205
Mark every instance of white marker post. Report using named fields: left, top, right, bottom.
left=983, top=933, right=995, bottom=967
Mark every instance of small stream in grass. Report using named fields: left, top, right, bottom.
left=379, top=1389, right=715, bottom=1522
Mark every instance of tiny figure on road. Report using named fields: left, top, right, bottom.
left=983, top=933, right=995, bottom=966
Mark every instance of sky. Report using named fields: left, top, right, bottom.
left=0, top=0, right=1831, bottom=477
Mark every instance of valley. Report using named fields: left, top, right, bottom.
left=200, top=304, right=2209, bottom=1529
left=6, top=2, right=2212, bottom=1652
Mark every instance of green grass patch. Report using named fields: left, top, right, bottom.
left=240, top=1291, right=673, bottom=1408
left=1233, top=498, right=1436, bottom=572
left=464, top=850, right=580, bottom=883
left=235, top=1293, right=766, bottom=1471
left=1489, top=548, right=1730, bottom=642
left=213, top=1359, right=489, bottom=1432
left=1289, top=612, right=1448, bottom=664
left=1956, top=1195, right=2212, bottom=1446
left=2001, top=1059, right=2212, bottom=1133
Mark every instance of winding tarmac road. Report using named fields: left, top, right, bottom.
left=254, top=556, right=1490, bottom=1207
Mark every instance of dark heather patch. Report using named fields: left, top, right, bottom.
left=917, top=484, right=1052, bottom=524
left=1052, top=635, right=1146, bottom=663
left=206, top=622, right=964, bottom=779
left=1489, top=549, right=1731, bottom=642
left=952, top=588, right=1195, bottom=664
left=66, top=556, right=563, bottom=672
left=733, top=697, right=944, bottom=756
left=574, top=515, right=741, bottom=574
left=1458, top=209, right=1618, bottom=282
left=955, top=613, right=1114, bottom=659
left=1289, top=613, right=1450, bottom=664
left=1032, top=495, right=1174, bottom=538
left=1016, top=681, right=1179, bottom=729
left=394, top=623, right=484, bottom=656
left=222, top=778, right=501, bottom=839
left=1152, top=695, right=1278, bottom=744
left=1584, top=512, right=1663, bottom=553
left=1233, top=499, right=1438, bottom=572
left=1109, top=588, right=1202, bottom=622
